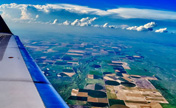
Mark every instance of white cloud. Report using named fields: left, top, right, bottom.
left=80, top=17, right=97, bottom=26
left=94, top=24, right=100, bottom=27
left=155, top=28, right=168, bottom=33
left=63, top=20, right=71, bottom=25
left=33, top=4, right=109, bottom=15
left=0, top=3, right=32, bottom=20
left=80, top=17, right=90, bottom=22
left=101, top=23, right=117, bottom=29
left=136, top=26, right=148, bottom=31
left=62, top=17, right=122, bottom=29
left=107, top=8, right=176, bottom=20
left=20, top=6, right=30, bottom=20
left=126, top=22, right=169, bottom=33
left=121, top=25, right=129, bottom=29
left=52, top=19, right=58, bottom=24
left=143, top=22, right=156, bottom=28
left=103, top=23, right=108, bottom=28
left=1, top=12, right=11, bottom=19
left=64, top=18, right=119, bottom=29
left=126, top=26, right=138, bottom=30
left=71, top=19, right=80, bottom=26
left=109, top=25, right=117, bottom=29
left=127, top=22, right=157, bottom=31
left=69, top=17, right=97, bottom=26
left=36, top=15, right=39, bottom=19
left=33, top=4, right=176, bottom=20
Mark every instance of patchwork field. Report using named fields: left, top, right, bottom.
left=25, top=36, right=173, bottom=108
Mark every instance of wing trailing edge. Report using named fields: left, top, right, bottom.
left=0, top=15, right=69, bottom=108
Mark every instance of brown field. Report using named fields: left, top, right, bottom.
left=67, top=61, right=79, bottom=65
left=104, top=76, right=115, bottom=81
left=125, top=101, right=162, bottom=108
left=110, top=105, right=129, bottom=108
left=68, top=49, right=85, bottom=53
left=77, top=92, right=88, bottom=97
left=115, top=70, right=120, bottom=72
left=126, top=93, right=142, bottom=97
left=69, top=57, right=168, bottom=108
left=66, top=53, right=83, bottom=56
left=133, top=79, right=156, bottom=90
left=106, top=85, right=117, bottom=99
left=104, top=73, right=116, bottom=77
left=87, top=74, right=94, bottom=79
left=63, top=72, right=75, bottom=77
left=88, top=97, right=98, bottom=102
left=71, top=89, right=79, bottom=96
left=98, top=98, right=108, bottom=103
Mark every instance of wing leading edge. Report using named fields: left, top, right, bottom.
left=0, top=16, right=69, bottom=108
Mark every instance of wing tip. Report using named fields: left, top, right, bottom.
left=0, top=15, right=13, bottom=34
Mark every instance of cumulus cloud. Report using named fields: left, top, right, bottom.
left=61, top=17, right=119, bottom=29
left=0, top=3, right=34, bottom=21
left=108, top=25, right=117, bottom=29
left=127, top=22, right=157, bottom=31
left=20, top=7, right=30, bottom=20
left=101, top=23, right=118, bottom=29
left=61, top=19, right=169, bottom=33
left=61, top=17, right=121, bottom=29
left=126, top=26, right=138, bottom=30
left=136, top=26, right=148, bottom=31
left=143, top=22, right=156, bottom=28
left=71, top=19, right=80, bottom=26
left=2, top=3, right=31, bottom=20
left=1, top=12, right=11, bottom=19
left=52, top=19, right=58, bottom=24
left=120, top=25, right=129, bottom=29
left=35, top=15, right=39, bottom=19
left=155, top=28, right=168, bottom=33
left=65, top=17, right=97, bottom=26
left=103, top=23, right=108, bottom=28
left=126, top=22, right=170, bottom=33
left=1, top=3, right=176, bottom=21
left=63, top=20, right=71, bottom=25
left=93, top=24, right=100, bottom=27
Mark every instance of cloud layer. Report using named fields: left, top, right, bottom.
left=0, top=3, right=173, bottom=34
left=1, top=3, right=176, bottom=21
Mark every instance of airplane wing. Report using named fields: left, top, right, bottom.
left=0, top=16, right=69, bottom=108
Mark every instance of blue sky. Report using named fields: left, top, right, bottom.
left=0, top=0, right=176, bottom=35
